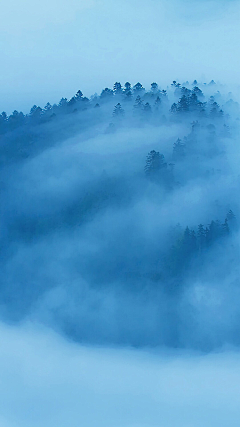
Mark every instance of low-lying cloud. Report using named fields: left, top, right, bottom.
left=1, top=322, right=240, bottom=427
left=0, top=79, right=240, bottom=352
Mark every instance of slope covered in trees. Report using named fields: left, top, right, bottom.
left=0, top=79, right=240, bottom=350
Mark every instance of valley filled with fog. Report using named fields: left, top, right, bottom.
left=1, top=79, right=240, bottom=352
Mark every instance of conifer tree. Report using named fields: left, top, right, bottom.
left=145, top=150, right=167, bottom=178
left=134, top=95, right=143, bottom=112
left=133, top=82, right=145, bottom=95
left=173, top=138, right=185, bottom=159
left=113, top=103, right=124, bottom=117
left=113, top=82, right=122, bottom=96
left=151, top=82, right=159, bottom=93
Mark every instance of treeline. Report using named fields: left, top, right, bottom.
left=166, top=210, right=237, bottom=278
left=0, top=79, right=228, bottom=135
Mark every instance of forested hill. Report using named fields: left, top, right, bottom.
left=0, top=79, right=237, bottom=162
left=0, top=80, right=240, bottom=351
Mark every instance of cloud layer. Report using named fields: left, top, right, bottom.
left=1, top=322, right=240, bottom=427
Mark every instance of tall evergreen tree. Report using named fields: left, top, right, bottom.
left=58, top=98, right=68, bottom=108
left=134, top=95, right=143, bottom=112
left=151, top=82, right=159, bottom=93
left=113, top=103, right=124, bottom=117
left=145, top=150, right=167, bottom=178
left=133, top=82, right=145, bottom=95
left=113, top=82, right=122, bottom=96
left=177, top=95, right=189, bottom=112
left=100, top=88, right=114, bottom=100
left=75, top=90, right=83, bottom=100
left=173, top=138, right=185, bottom=159
left=44, top=102, right=52, bottom=112
left=155, top=96, right=161, bottom=110
left=124, top=82, right=132, bottom=99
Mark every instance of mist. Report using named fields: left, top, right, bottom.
left=1, top=0, right=240, bottom=113
left=0, top=78, right=239, bottom=351
left=2, top=0, right=240, bottom=424
left=1, top=322, right=240, bottom=427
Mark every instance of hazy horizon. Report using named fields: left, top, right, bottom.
left=1, top=0, right=240, bottom=113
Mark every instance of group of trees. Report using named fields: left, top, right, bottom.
left=110, top=81, right=226, bottom=123
left=0, top=76, right=239, bottom=350
left=0, top=80, right=228, bottom=137
left=170, top=86, right=224, bottom=117
left=143, top=137, right=237, bottom=279
left=167, top=210, right=237, bottom=277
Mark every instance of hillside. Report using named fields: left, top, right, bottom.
left=1, top=80, right=240, bottom=350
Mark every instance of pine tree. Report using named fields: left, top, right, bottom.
left=189, top=93, right=199, bottom=109
left=192, top=86, right=203, bottom=98
left=122, top=82, right=131, bottom=100
left=181, top=87, right=191, bottom=97
left=75, top=90, right=83, bottom=100
left=113, top=103, right=124, bottom=117
left=144, top=150, right=167, bottom=178
left=100, top=88, right=114, bottom=99
left=177, top=95, right=189, bottom=112
left=113, top=82, right=122, bottom=96
left=155, top=96, right=161, bottom=109
left=8, top=111, right=25, bottom=130
left=58, top=98, right=68, bottom=108
left=170, top=103, right=178, bottom=113
left=68, top=97, right=76, bottom=106
left=134, top=95, right=143, bottom=112
left=173, top=138, right=185, bottom=160
left=210, top=101, right=221, bottom=118
left=44, top=102, right=52, bottom=112
left=29, top=105, right=43, bottom=120
left=133, top=82, right=145, bottom=95
left=124, top=82, right=131, bottom=91
left=151, top=82, right=159, bottom=93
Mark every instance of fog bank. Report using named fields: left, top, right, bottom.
left=1, top=322, right=240, bottom=427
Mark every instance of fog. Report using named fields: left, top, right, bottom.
left=2, top=0, right=240, bottom=424
left=1, top=0, right=240, bottom=112
left=0, top=79, right=240, bottom=351
left=1, top=322, right=240, bottom=427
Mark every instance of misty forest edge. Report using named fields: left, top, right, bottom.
left=1, top=79, right=239, bottom=351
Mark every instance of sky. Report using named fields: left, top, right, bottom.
left=1, top=0, right=240, bottom=113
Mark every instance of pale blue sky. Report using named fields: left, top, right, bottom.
left=1, top=0, right=240, bottom=113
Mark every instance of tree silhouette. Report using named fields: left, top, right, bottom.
left=145, top=150, right=167, bottom=178
left=113, top=103, right=124, bottom=117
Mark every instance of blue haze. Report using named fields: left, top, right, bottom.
left=0, top=1, right=240, bottom=426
